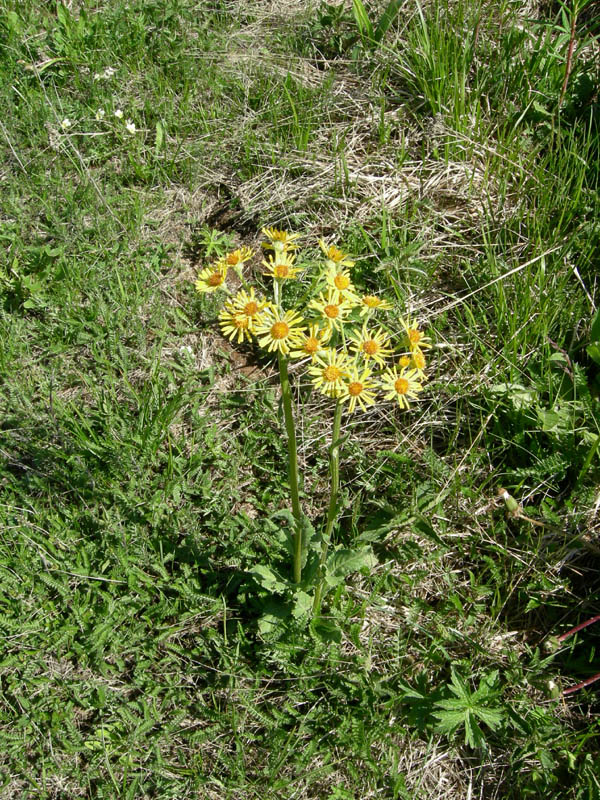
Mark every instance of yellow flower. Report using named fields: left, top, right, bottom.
left=397, top=355, right=411, bottom=369
left=195, top=262, right=228, bottom=293
left=262, top=252, right=302, bottom=280
left=308, top=288, right=353, bottom=332
left=289, top=323, right=330, bottom=362
left=340, top=365, right=378, bottom=413
left=254, top=307, right=305, bottom=355
left=309, top=349, right=350, bottom=398
left=319, top=239, right=355, bottom=269
left=325, top=267, right=359, bottom=306
left=401, top=317, right=431, bottom=353
left=261, top=227, right=300, bottom=253
left=218, top=308, right=253, bottom=344
left=359, top=294, right=392, bottom=316
left=225, top=287, right=271, bottom=330
left=225, top=247, right=254, bottom=268
left=349, top=324, right=394, bottom=366
left=381, top=367, right=423, bottom=410
left=409, top=349, right=427, bottom=380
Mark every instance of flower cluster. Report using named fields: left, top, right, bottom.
left=194, top=228, right=431, bottom=412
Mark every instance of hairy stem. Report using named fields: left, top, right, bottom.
left=313, top=398, right=343, bottom=615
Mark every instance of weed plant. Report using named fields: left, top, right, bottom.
left=0, top=1, right=598, bottom=798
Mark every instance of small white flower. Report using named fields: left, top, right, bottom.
left=60, top=118, right=72, bottom=130
left=93, top=72, right=102, bottom=81
left=114, top=108, right=123, bottom=119
left=95, top=108, right=105, bottom=120
left=103, top=67, right=116, bottom=78
left=125, top=120, right=136, bottom=134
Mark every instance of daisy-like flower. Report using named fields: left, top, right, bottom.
left=60, top=118, right=72, bottom=130
left=325, top=266, right=359, bottom=304
left=349, top=325, right=394, bottom=366
left=309, top=349, right=350, bottom=398
left=401, top=317, right=431, bottom=353
left=262, top=252, right=302, bottom=280
left=225, top=247, right=254, bottom=269
left=309, top=288, right=353, bottom=333
left=289, top=323, right=330, bottom=362
left=114, top=108, right=124, bottom=119
left=254, top=307, right=306, bottom=355
left=340, top=365, right=378, bottom=413
left=195, top=262, right=228, bottom=293
left=225, top=287, right=270, bottom=329
left=397, top=355, right=411, bottom=369
left=125, top=120, right=136, bottom=134
left=359, top=294, right=392, bottom=317
left=95, top=108, right=106, bottom=121
left=218, top=308, right=253, bottom=344
left=261, top=227, right=300, bottom=254
left=381, top=366, right=423, bottom=410
left=409, top=349, right=427, bottom=380
left=319, top=240, right=355, bottom=269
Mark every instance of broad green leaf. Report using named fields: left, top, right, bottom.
left=587, top=343, right=600, bottom=367
left=590, top=306, right=600, bottom=342
left=324, top=546, right=377, bottom=588
left=250, top=564, right=289, bottom=593
left=291, top=590, right=312, bottom=620
left=311, top=616, right=342, bottom=643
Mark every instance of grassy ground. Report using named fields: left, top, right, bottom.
left=0, top=0, right=599, bottom=797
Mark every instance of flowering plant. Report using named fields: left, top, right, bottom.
left=195, top=227, right=431, bottom=627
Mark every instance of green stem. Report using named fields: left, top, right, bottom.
left=277, top=350, right=303, bottom=584
left=313, top=398, right=343, bottom=615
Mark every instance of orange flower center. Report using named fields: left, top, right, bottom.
left=274, top=264, right=289, bottom=278
left=334, top=274, right=350, bottom=290
left=208, top=272, right=224, bottom=286
left=408, top=328, right=422, bottom=344
left=398, top=356, right=411, bottom=368
left=271, top=321, right=290, bottom=340
left=362, top=340, right=378, bottom=356
left=323, top=365, right=341, bottom=382
left=227, top=253, right=240, bottom=266
left=363, top=295, right=379, bottom=307
left=234, top=317, right=249, bottom=329
left=328, top=246, right=344, bottom=262
left=348, top=381, right=363, bottom=396
left=394, top=378, right=409, bottom=395
left=304, top=337, right=319, bottom=354
left=324, top=304, right=339, bottom=319
left=244, top=301, right=259, bottom=315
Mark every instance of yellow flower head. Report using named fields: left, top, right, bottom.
left=319, top=239, right=355, bottom=269
left=289, top=323, right=330, bottom=362
left=401, top=317, right=431, bottom=353
left=225, top=287, right=271, bottom=330
left=397, top=355, right=411, bottom=369
left=340, top=365, right=378, bottom=413
left=309, top=349, right=350, bottom=398
left=261, top=227, right=300, bottom=253
left=359, top=294, right=392, bottom=317
left=262, top=252, right=302, bottom=280
left=325, top=266, right=359, bottom=305
left=195, top=262, right=228, bottom=294
left=219, top=308, right=253, bottom=344
left=308, top=288, right=353, bottom=332
left=381, top=367, right=423, bottom=410
left=254, top=307, right=306, bottom=355
left=349, top=324, right=394, bottom=366
left=225, top=247, right=254, bottom=268
left=409, top=349, right=427, bottom=380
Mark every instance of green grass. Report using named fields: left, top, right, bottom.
left=1, top=0, right=599, bottom=798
